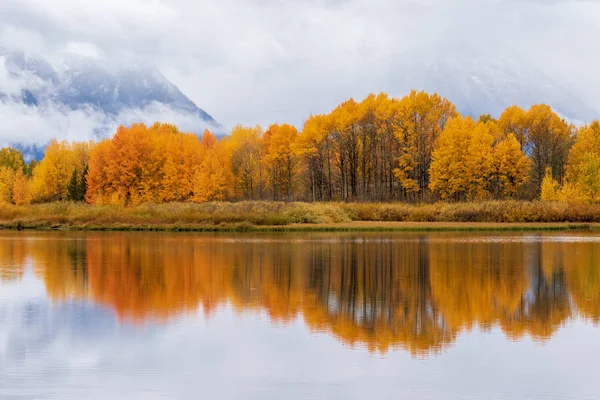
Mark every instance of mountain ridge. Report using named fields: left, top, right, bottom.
left=0, top=47, right=220, bottom=135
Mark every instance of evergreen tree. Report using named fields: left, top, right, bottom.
left=79, top=165, right=89, bottom=201
left=67, top=170, right=79, bottom=201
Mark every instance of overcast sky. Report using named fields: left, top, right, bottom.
left=1, top=0, right=600, bottom=131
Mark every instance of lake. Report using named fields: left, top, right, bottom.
left=1, top=231, right=599, bottom=399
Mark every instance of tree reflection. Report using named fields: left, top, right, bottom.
left=1, top=232, right=599, bottom=356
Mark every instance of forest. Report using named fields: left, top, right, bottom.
left=1, top=90, right=599, bottom=208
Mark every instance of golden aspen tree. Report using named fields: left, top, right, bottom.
left=86, top=140, right=114, bottom=205
left=86, top=123, right=205, bottom=205
left=294, top=114, right=332, bottom=201
left=465, top=122, right=495, bottom=200
left=0, top=148, right=25, bottom=172
left=108, top=124, right=151, bottom=204
left=498, top=105, right=529, bottom=150
left=160, top=130, right=203, bottom=202
left=12, top=170, right=31, bottom=205
left=429, top=116, right=476, bottom=200
left=356, top=93, right=379, bottom=201
left=493, top=133, right=531, bottom=198
left=262, top=123, right=299, bottom=201
left=0, top=147, right=25, bottom=204
left=0, top=166, right=15, bottom=204
left=393, top=91, right=457, bottom=200
left=565, top=122, right=600, bottom=181
left=193, top=147, right=228, bottom=202
left=201, top=129, right=217, bottom=149
left=229, top=125, right=263, bottom=200
left=527, top=104, right=574, bottom=193
left=393, top=95, right=420, bottom=196
left=330, top=99, right=361, bottom=200
left=31, top=140, right=92, bottom=202
left=555, top=182, right=586, bottom=203
left=373, top=93, right=400, bottom=200
left=571, top=153, right=600, bottom=202
left=540, top=167, right=559, bottom=201
left=553, top=121, right=600, bottom=203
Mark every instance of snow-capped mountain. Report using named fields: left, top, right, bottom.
left=55, top=54, right=216, bottom=123
left=0, top=47, right=219, bottom=133
left=391, top=55, right=598, bottom=123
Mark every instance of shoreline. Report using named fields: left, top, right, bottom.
left=3, top=201, right=600, bottom=233
left=0, top=221, right=596, bottom=233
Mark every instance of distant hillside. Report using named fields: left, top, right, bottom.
left=391, top=55, right=598, bottom=123
left=0, top=47, right=220, bottom=137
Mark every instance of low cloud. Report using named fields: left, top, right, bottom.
left=0, top=56, right=51, bottom=96
left=0, top=99, right=214, bottom=149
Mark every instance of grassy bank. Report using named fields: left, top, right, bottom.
left=1, top=201, right=599, bottom=232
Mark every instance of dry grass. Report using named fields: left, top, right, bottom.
left=1, top=200, right=599, bottom=231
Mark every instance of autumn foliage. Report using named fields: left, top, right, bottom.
left=1, top=89, right=599, bottom=205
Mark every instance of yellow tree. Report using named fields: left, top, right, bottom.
left=527, top=104, right=573, bottom=193
left=86, top=140, right=114, bottom=204
left=262, top=123, right=299, bottom=201
left=0, top=167, right=15, bottom=204
left=0, top=147, right=25, bottom=204
left=12, top=170, right=32, bottom=205
left=562, top=121, right=600, bottom=202
left=393, top=91, right=457, bottom=200
left=373, top=93, right=401, bottom=200
left=429, top=116, right=475, bottom=200
left=567, top=122, right=600, bottom=174
left=392, top=95, right=420, bottom=196
left=330, top=99, right=361, bottom=200
left=160, top=129, right=203, bottom=202
left=465, top=121, right=495, bottom=200
left=229, top=125, right=263, bottom=200
left=31, top=140, right=92, bottom=202
left=0, top=147, right=25, bottom=172
left=540, top=167, right=558, bottom=201
left=493, top=133, right=531, bottom=198
left=498, top=105, right=529, bottom=150
left=193, top=130, right=231, bottom=202
left=86, top=123, right=204, bottom=205
left=193, top=145, right=229, bottom=202
left=294, top=114, right=333, bottom=201
left=576, top=153, right=600, bottom=201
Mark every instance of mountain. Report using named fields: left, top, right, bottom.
left=55, top=54, right=217, bottom=124
left=391, top=55, right=598, bottom=123
left=0, top=47, right=220, bottom=133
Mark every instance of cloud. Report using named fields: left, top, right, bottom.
left=0, top=101, right=102, bottom=148
left=0, top=0, right=599, bottom=130
left=64, top=42, right=100, bottom=59
left=0, top=56, right=50, bottom=96
left=0, top=99, right=214, bottom=150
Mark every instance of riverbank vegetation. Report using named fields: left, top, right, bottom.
left=1, top=90, right=600, bottom=211
left=1, top=201, right=600, bottom=231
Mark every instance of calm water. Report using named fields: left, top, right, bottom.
left=1, top=231, right=599, bottom=399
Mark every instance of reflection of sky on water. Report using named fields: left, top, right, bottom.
left=1, top=268, right=600, bottom=400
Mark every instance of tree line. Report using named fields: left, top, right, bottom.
left=1, top=90, right=599, bottom=205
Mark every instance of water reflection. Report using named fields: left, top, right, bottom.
left=1, top=232, right=599, bottom=356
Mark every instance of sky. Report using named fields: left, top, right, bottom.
left=0, top=0, right=600, bottom=142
